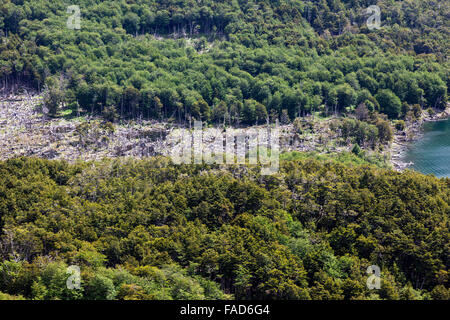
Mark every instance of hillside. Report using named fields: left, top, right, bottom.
left=0, top=0, right=448, bottom=124
left=0, top=0, right=449, bottom=302
left=0, top=157, right=448, bottom=300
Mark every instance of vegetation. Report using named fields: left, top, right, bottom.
left=0, top=0, right=449, bottom=302
left=0, top=157, right=448, bottom=300
left=281, top=150, right=390, bottom=169
left=0, top=0, right=448, bottom=125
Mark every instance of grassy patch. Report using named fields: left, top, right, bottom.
left=281, top=150, right=391, bottom=169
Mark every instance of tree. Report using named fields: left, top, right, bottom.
left=376, top=89, right=402, bottom=119
left=351, top=143, right=362, bottom=157
left=336, top=84, right=356, bottom=113
left=419, top=73, right=447, bottom=109
left=191, top=99, right=209, bottom=121
left=141, top=9, right=155, bottom=33
left=123, top=86, right=140, bottom=118
left=376, top=119, right=393, bottom=143
left=123, top=12, right=140, bottom=36
left=211, top=101, right=227, bottom=124
left=254, top=102, right=268, bottom=124
left=155, top=10, right=170, bottom=33
left=241, top=99, right=258, bottom=125
left=355, top=103, right=369, bottom=121
left=43, top=76, right=66, bottom=117
left=85, top=274, right=116, bottom=300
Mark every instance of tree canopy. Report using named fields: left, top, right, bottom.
left=0, top=157, right=448, bottom=300
left=0, top=0, right=448, bottom=123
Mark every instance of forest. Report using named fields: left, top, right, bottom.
left=0, top=0, right=448, bottom=124
left=0, top=0, right=449, bottom=301
left=0, top=157, right=448, bottom=300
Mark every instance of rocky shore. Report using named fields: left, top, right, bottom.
left=390, top=105, right=450, bottom=171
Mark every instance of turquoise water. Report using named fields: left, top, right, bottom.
left=403, top=118, right=450, bottom=178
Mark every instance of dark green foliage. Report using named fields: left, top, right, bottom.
left=0, top=157, right=448, bottom=300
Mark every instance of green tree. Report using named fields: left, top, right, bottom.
left=376, top=89, right=402, bottom=119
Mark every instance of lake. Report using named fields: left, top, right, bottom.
left=403, top=118, right=450, bottom=178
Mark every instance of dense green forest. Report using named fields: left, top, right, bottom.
left=0, top=0, right=449, bottom=301
left=0, top=157, right=448, bottom=300
left=0, top=0, right=448, bottom=123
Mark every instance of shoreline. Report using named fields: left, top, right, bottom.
left=390, top=106, right=450, bottom=172
left=1, top=93, right=448, bottom=172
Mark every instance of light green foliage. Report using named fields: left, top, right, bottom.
left=0, top=0, right=447, bottom=123
left=376, top=89, right=402, bottom=119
